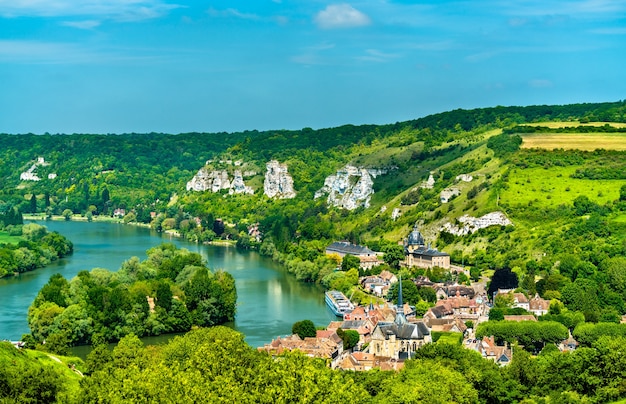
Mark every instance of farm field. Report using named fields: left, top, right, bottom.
left=501, top=166, right=625, bottom=209
left=521, top=133, right=626, bottom=151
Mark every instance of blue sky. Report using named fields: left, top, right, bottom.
left=0, top=1, right=625, bottom=134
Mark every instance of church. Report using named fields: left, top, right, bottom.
left=368, top=278, right=431, bottom=360
left=403, top=225, right=450, bottom=269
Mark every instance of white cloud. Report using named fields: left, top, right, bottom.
left=314, top=4, right=371, bottom=29
left=61, top=20, right=101, bottom=29
left=356, top=49, right=400, bottom=62
left=207, top=7, right=260, bottom=20
left=0, top=0, right=181, bottom=21
left=529, top=79, right=553, bottom=88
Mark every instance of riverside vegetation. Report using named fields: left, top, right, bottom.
left=3, top=101, right=626, bottom=402
left=0, top=215, right=73, bottom=278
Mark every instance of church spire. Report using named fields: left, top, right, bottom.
left=395, top=275, right=408, bottom=325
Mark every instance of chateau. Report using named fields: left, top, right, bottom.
left=403, top=225, right=450, bottom=269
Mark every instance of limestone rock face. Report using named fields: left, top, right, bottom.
left=315, top=165, right=387, bottom=210
left=264, top=160, right=296, bottom=199
left=186, top=167, right=253, bottom=194
left=440, top=211, right=513, bottom=236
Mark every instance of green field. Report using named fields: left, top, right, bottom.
left=433, top=332, right=463, bottom=345
left=0, top=232, right=23, bottom=244
left=501, top=166, right=625, bottom=209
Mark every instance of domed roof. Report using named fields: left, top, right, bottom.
left=407, top=225, right=425, bottom=247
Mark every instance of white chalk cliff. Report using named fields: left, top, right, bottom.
left=440, top=211, right=513, bottom=236
left=264, top=160, right=296, bottom=199
left=186, top=167, right=254, bottom=195
left=315, top=165, right=387, bottom=210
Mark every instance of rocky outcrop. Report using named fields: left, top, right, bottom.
left=440, top=211, right=513, bottom=236
left=186, top=167, right=254, bottom=194
left=315, top=165, right=388, bottom=210
left=440, top=188, right=460, bottom=203
left=264, top=160, right=296, bottom=199
left=420, top=173, right=435, bottom=189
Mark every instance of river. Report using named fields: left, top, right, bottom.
left=0, top=220, right=336, bottom=347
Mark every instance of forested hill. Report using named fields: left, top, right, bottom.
left=1, top=101, right=624, bottom=213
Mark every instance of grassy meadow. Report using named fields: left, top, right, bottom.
left=0, top=232, right=23, bottom=244
left=501, top=166, right=624, bottom=209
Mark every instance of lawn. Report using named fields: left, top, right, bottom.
left=501, top=166, right=625, bottom=209
left=0, top=231, right=23, bottom=244
left=434, top=331, right=463, bottom=345
left=521, top=133, right=626, bottom=151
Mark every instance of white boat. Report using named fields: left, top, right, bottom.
left=325, top=290, right=354, bottom=317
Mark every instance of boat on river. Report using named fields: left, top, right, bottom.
left=325, top=290, right=355, bottom=317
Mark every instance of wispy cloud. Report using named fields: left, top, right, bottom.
left=356, top=49, right=400, bottom=62
left=496, top=0, right=626, bottom=18
left=61, top=20, right=101, bottom=29
left=291, top=42, right=336, bottom=65
left=529, top=79, right=553, bottom=88
left=590, top=27, right=626, bottom=35
left=207, top=7, right=260, bottom=21
left=0, top=0, right=181, bottom=21
left=0, top=39, right=163, bottom=65
left=314, top=4, right=371, bottom=29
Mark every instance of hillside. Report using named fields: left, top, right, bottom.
left=0, top=341, right=83, bottom=402
left=2, top=101, right=626, bottom=316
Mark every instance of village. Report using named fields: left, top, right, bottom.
left=259, top=225, right=569, bottom=371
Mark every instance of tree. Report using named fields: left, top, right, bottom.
left=62, top=209, right=72, bottom=221
left=341, top=254, right=361, bottom=271
left=29, top=194, right=37, bottom=213
left=336, top=328, right=360, bottom=350
left=620, top=184, right=626, bottom=201
left=382, top=244, right=405, bottom=269
left=292, top=319, right=316, bottom=339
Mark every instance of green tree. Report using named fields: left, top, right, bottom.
left=62, top=209, right=72, bottom=220
left=336, top=328, right=360, bottom=350
left=382, top=244, right=405, bottom=269
left=292, top=319, right=316, bottom=339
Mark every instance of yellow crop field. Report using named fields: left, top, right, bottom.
left=520, top=121, right=626, bottom=129
left=521, top=133, right=626, bottom=151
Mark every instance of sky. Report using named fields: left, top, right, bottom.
left=0, top=0, right=625, bottom=134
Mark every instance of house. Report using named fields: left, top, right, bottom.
left=558, top=333, right=579, bottom=352
left=529, top=294, right=551, bottom=316
left=325, top=241, right=382, bottom=270
left=429, top=317, right=468, bottom=334
left=511, top=293, right=530, bottom=311
left=361, top=278, right=390, bottom=297
left=404, top=225, right=450, bottom=269
left=472, top=336, right=512, bottom=366
left=258, top=329, right=344, bottom=368
left=327, top=319, right=375, bottom=348
left=435, top=285, right=475, bottom=300
left=337, top=352, right=404, bottom=371
left=379, top=270, right=398, bottom=284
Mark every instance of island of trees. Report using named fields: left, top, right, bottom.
left=25, top=244, right=236, bottom=352
left=0, top=213, right=73, bottom=278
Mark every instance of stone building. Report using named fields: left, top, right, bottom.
left=404, top=225, right=450, bottom=269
